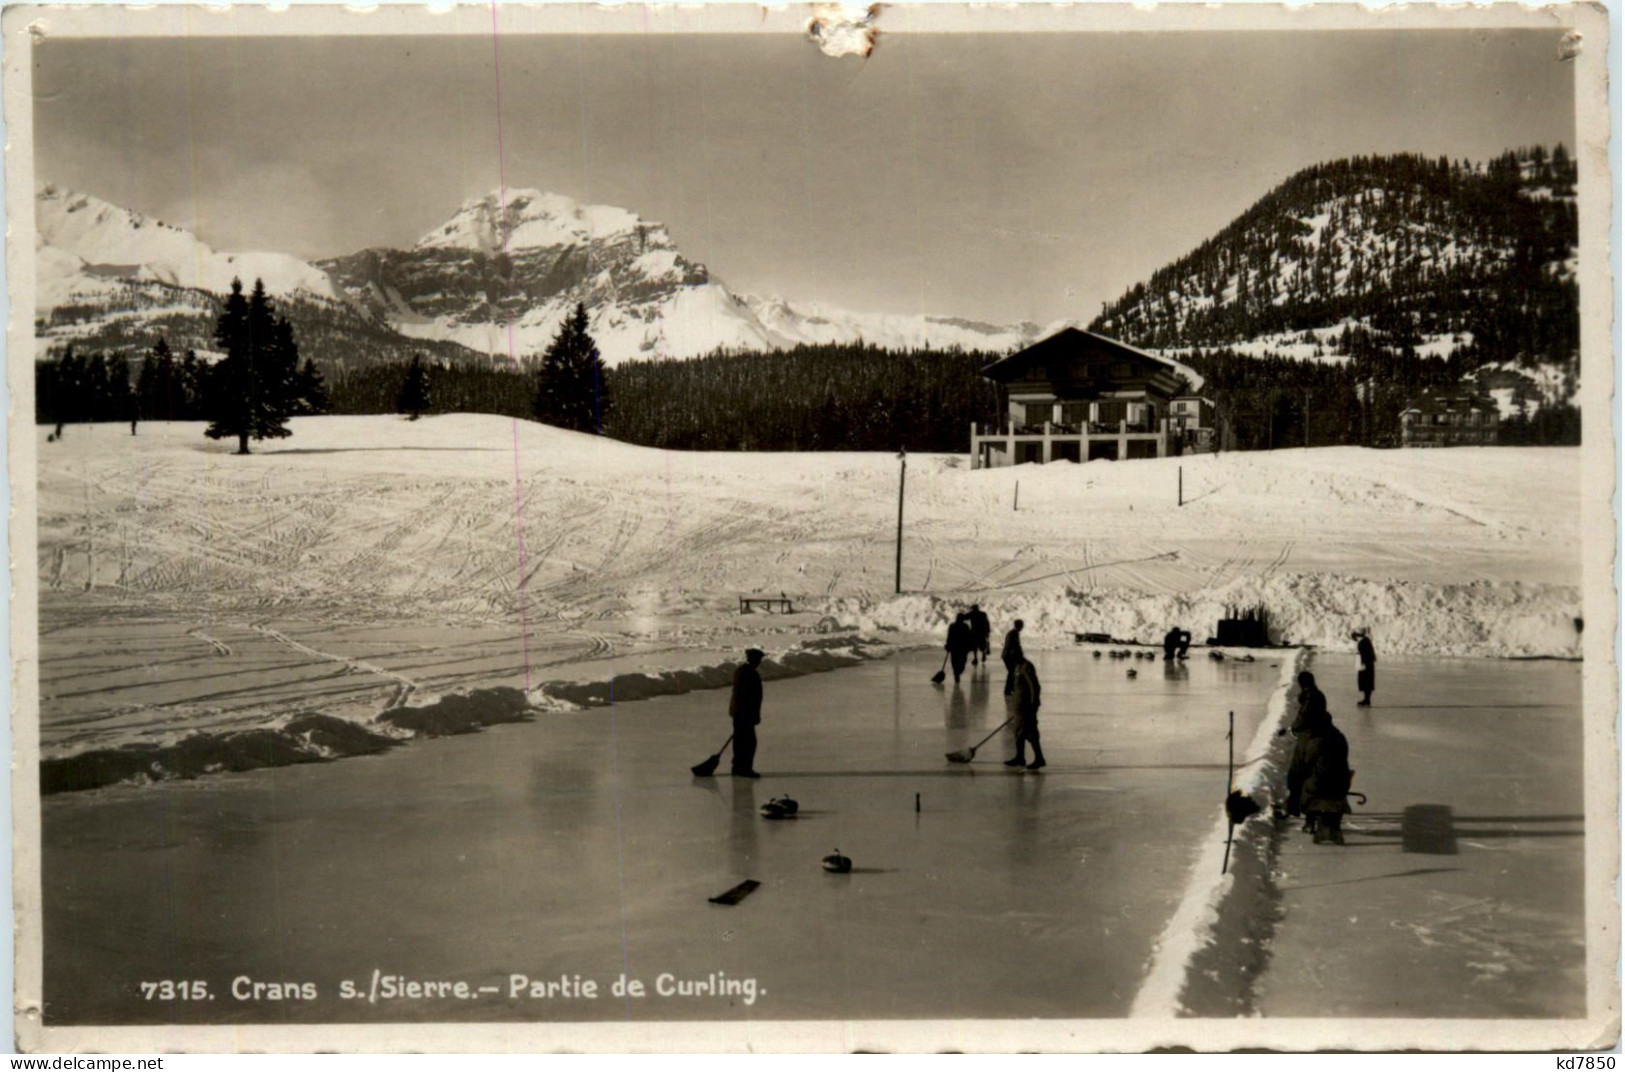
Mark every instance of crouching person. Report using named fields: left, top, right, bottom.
left=1288, top=691, right=1353, bottom=845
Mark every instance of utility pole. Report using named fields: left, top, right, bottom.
left=895, top=448, right=906, bottom=595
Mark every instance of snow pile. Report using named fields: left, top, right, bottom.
left=532, top=636, right=891, bottom=711
left=823, top=572, right=1580, bottom=658
left=1130, top=652, right=1306, bottom=1017
left=40, top=687, right=537, bottom=794
left=39, top=712, right=400, bottom=794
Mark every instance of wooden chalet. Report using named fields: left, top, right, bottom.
left=1399, top=392, right=1500, bottom=447
left=970, top=328, right=1222, bottom=468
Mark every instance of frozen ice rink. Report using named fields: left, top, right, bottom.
left=43, top=647, right=1281, bottom=1023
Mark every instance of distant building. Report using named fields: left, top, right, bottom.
left=970, top=328, right=1227, bottom=468
left=1399, top=392, right=1500, bottom=447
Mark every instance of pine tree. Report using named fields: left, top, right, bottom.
left=296, top=359, right=330, bottom=416
left=108, top=353, right=135, bottom=433
left=204, top=278, right=303, bottom=454
left=180, top=349, right=203, bottom=419
left=136, top=336, right=179, bottom=422
left=534, top=303, right=610, bottom=434
left=83, top=352, right=112, bottom=422
left=396, top=354, right=431, bottom=420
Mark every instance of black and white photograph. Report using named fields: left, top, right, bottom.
left=5, top=3, right=1616, bottom=1053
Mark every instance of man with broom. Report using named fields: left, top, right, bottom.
left=729, top=648, right=766, bottom=778
left=1004, top=654, right=1047, bottom=771
left=1001, top=619, right=1026, bottom=696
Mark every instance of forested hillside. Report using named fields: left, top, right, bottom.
left=1091, top=148, right=1578, bottom=378
left=312, top=344, right=1005, bottom=453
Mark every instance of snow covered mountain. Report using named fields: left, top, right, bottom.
left=1089, top=150, right=1578, bottom=383
left=318, top=187, right=1046, bottom=363
left=35, top=184, right=342, bottom=310
left=34, top=183, right=1044, bottom=365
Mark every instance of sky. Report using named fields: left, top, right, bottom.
left=33, top=29, right=1576, bottom=326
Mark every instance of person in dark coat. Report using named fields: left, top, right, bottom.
left=1354, top=630, right=1377, bottom=707
left=1285, top=670, right=1334, bottom=831
left=1004, top=655, right=1047, bottom=771
left=1162, top=626, right=1191, bottom=661
left=967, top=605, right=992, bottom=667
left=1001, top=620, right=1025, bottom=696
left=728, top=648, right=765, bottom=778
left=1288, top=670, right=1328, bottom=735
left=1287, top=698, right=1353, bottom=844
left=945, top=613, right=975, bottom=684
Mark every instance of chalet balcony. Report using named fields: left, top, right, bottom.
left=969, top=418, right=1206, bottom=468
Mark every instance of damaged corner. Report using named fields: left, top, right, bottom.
left=806, top=3, right=879, bottom=59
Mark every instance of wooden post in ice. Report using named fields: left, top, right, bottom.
left=1014, top=480, right=1020, bottom=512
left=1222, top=710, right=1235, bottom=876
left=1178, top=466, right=1183, bottom=508
left=895, top=449, right=907, bottom=595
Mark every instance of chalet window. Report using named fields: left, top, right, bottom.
left=1059, top=402, right=1088, bottom=427
left=1111, top=362, right=1132, bottom=378
left=1024, top=402, right=1052, bottom=427
left=1098, top=400, right=1127, bottom=425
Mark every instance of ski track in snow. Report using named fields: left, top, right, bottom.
left=32, top=417, right=1579, bottom=755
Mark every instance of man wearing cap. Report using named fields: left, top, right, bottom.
left=729, top=648, right=766, bottom=778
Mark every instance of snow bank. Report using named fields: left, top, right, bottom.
left=531, top=635, right=892, bottom=710
left=40, top=688, right=536, bottom=795
left=823, top=572, right=1580, bottom=658
left=39, top=712, right=400, bottom=795
left=1130, top=651, right=1306, bottom=1017
left=40, top=641, right=894, bottom=794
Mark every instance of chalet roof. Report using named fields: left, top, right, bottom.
left=982, top=328, right=1205, bottom=392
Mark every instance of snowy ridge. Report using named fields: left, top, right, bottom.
left=33, top=183, right=1043, bottom=367
left=1090, top=150, right=1579, bottom=405
left=415, top=188, right=645, bottom=252
left=739, top=293, right=1054, bottom=354
left=330, top=187, right=1048, bottom=364
left=36, top=184, right=343, bottom=303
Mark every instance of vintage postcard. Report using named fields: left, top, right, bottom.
left=5, top=2, right=1616, bottom=1054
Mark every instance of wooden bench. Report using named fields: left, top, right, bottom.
left=739, top=596, right=795, bottom=614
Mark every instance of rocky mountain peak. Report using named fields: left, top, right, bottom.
left=415, top=187, right=656, bottom=254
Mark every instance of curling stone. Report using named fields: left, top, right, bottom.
left=822, top=850, right=852, bottom=874
left=760, top=800, right=788, bottom=819
left=1126, top=668, right=1138, bottom=679
left=776, top=795, right=799, bottom=815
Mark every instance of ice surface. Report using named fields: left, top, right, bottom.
left=1256, top=655, right=1584, bottom=1018
left=43, top=649, right=1279, bottom=1023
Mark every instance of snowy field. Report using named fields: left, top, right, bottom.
left=33, top=414, right=1580, bottom=765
